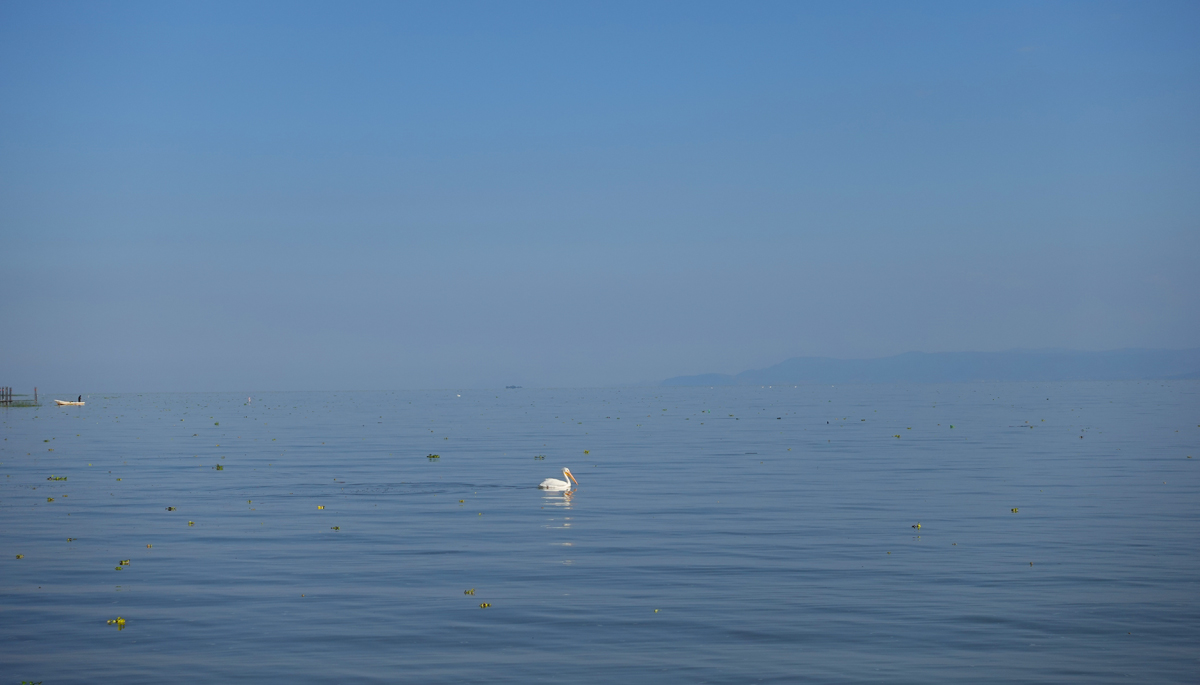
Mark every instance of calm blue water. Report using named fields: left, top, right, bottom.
left=2, top=383, right=1198, bottom=683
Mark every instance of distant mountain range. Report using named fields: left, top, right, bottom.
left=662, top=348, right=1200, bottom=386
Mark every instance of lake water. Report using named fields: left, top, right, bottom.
left=2, top=383, right=1198, bottom=683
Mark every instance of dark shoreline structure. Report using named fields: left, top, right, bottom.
left=0, top=386, right=41, bottom=407
left=663, top=348, right=1200, bottom=386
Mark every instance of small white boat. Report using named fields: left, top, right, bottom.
left=54, top=400, right=85, bottom=406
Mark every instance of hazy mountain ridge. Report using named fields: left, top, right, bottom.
left=662, top=348, right=1200, bottom=386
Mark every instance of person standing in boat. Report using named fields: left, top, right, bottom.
left=78, top=395, right=82, bottom=403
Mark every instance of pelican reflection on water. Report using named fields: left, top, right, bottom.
left=543, top=488, right=575, bottom=507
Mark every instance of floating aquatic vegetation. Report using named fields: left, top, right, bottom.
left=464, top=589, right=475, bottom=595
left=911, top=523, right=921, bottom=529
left=213, top=464, right=224, bottom=470
left=47, top=497, right=54, bottom=502
left=479, top=603, right=491, bottom=608
left=1011, top=508, right=1019, bottom=513
left=146, top=544, right=152, bottom=548
left=67, top=538, right=76, bottom=542
left=330, top=526, right=340, bottom=531
left=106, top=617, right=126, bottom=630
left=317, top=505, right=324, bottom=510
left=534, top=455, right=545, bottom=459
left=15, top=554, right=23, bottom=559
left=427, top=454, right=440, bottom=460
left=166, top=507, right=176, bottom=511
left=188, top=521, right=194, bottom=526
left=46, top=475, right=67, bottom=481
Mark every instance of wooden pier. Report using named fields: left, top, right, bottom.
left=1, top=386, right=42, bottom=407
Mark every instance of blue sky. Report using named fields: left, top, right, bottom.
left=2, top=1, right=1197, bottom=391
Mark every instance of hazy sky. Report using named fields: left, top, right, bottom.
left=2, top=1, right=1197, bottom=392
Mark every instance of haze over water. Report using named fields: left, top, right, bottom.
left=3, top=382, right=1197, bottom=683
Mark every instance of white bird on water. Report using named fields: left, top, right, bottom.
left=539, top=468, right=578, bottom=491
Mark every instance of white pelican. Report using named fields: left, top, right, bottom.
left=539, top=468, right=578, bottom=491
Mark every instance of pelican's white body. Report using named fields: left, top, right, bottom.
left=539, top=468, right=578, bottom=491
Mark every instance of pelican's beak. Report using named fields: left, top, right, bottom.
left=565, top=469, right=578, bottom=485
